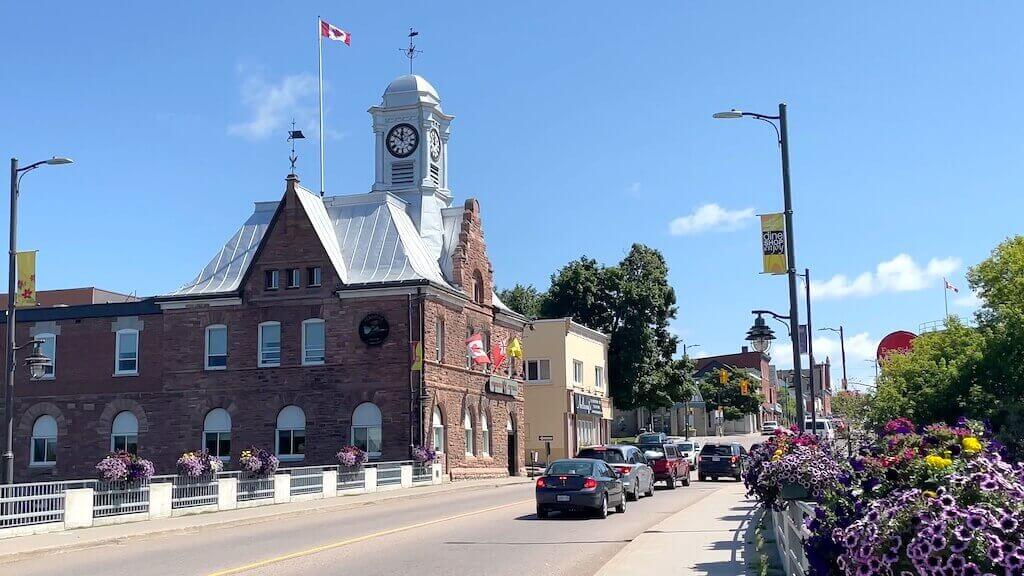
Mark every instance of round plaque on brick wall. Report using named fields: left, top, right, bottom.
left=359, top=313, right=390, bottom=346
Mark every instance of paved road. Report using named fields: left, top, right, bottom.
left=3, top=477, right=749, bottom=576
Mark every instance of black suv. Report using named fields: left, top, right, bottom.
left=697, top=442, right=747, bottom=482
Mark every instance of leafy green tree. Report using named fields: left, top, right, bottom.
left=496, top=283, right=543, bottom=318
left=696, top=368, right=764, bottom=421
left=541, top=257, right=617, bottom=330
left=830, top=391, right=874, bottom=427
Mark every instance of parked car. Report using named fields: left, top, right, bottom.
left=803, top=419, right=836, bottom=441
left=761, top=421, right=780, bottom=435
left=673, top=439, right=700, bottom=468
left=698, top=442, right=747, bottom=482
left=577, top=444, right=655, bottom=501
left=535, top=458, right=626, bottom=519
left=639, top=441, right=691, bottom=488
left=636, top=432, right=668, bottom=444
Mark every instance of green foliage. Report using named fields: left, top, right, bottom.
left=830, top=391, right=874, bottom=427
left=696, top=368, right=764, bottom=420
left=495, top=283, right=543, bottom=318
left=541, top=245, right=688, bottom=411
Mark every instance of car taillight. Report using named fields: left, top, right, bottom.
left=731, top=456, right=739, bottom=463
left=536, top=478, right=546, bottom=488
left=583, top=477, right=598, bottom=489
left=615, top=466, right=631, bottom=476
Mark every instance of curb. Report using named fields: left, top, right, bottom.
left=0, top=477, right=532, bottom=565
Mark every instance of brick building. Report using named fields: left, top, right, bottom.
left=3, top=74, right=527, bottom=482
left=694, top=346, right=783, bottom=431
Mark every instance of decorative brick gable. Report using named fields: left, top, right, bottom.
left=450, top=199, right=493, bottom=308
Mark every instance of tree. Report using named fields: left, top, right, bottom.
left=495, top=283, right=543, bottom=318
left=541, top=257, right=616, bottom=331
left=830, top=391, right=874, bottom=427
left=696, top=368, right=764, bottom=421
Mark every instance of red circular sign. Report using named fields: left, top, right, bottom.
left=877, top=331, right=916, bottom=360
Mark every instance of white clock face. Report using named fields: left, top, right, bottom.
left=386, top=124, right=419, bottom=158
left=429, top=129, right=441, bottom=162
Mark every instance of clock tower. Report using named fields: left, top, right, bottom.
left=370, top=74, right=453, bottom=261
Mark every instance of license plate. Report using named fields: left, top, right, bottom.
left=556, top=495, right=570, bottom=502
left=712, top=456, right=720, bottom=462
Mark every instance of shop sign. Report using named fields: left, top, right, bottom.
left=487, top=375, right=520, bottom=397
left=574, top=393, right=604, bottom=416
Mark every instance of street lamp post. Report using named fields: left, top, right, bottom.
left=800, top=269, right=817, bottom=433
left=821, top=325, right=848, bottom=392
left=681, top=343, right=699, bottom=440
left=5, top=156, right=70, bottom=484
left=714, top=103, right=804, bottom=426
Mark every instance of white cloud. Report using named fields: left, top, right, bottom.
left=809, top=254, right=961, bottom=300
left=955, top=291, right=984, bottom=308
left=668, top=204, right=755, bottom=236
left=228, top=71, right=317, bottom=140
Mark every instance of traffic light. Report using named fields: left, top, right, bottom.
left=719, top=369, right=728, bottom=385
left=740, top=379, right=750, bottom=395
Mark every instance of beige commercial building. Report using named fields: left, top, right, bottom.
left=522, top=318, right=613, bottom=464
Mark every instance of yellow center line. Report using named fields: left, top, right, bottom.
left=206, top=498, right=534, bottom=576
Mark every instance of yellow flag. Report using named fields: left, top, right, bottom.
left=507, top=337, right=523, bottom=359
left=15, top=251, right=37, bottom=307
left=411, top=341, right=423, bottom=371
left=760, top=213, right=787, bottom=275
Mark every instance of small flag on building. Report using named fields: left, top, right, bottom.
left=15, top=251, right=37, bottom=307
left=507, top=337, right=523, bottom=359
left=944, top=278, right=959, bottom=293
left=465, top=333, right=490, bottom=365
left=410, top=341, right=423, bottom=371
left=320, top=19, right=351, bottom=45
left=490, top=343, right=507, bottom=370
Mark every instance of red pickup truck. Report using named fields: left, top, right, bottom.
left=639, top=442, right=691, bottom=488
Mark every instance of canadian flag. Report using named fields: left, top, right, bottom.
left=465, top=333, right=490, bottom=365
left=944, top=278, right=959, bottom=293
left=320, top=20, right=351, bottom=45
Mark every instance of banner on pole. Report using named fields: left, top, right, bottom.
left=798, top=324, right=808, bottom=355
left=760, top=213, right=787, bottom=275
left=15, top=251, right=37, bottom=307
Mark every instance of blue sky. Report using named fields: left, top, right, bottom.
left=4, top=2, right=1022, bottom=388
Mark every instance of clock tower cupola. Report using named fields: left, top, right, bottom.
left=370, top=74, right=453, bottom=261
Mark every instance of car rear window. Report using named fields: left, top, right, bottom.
left=639, top=444, right=665, bottom=459
left=677, top=443, right=694, bottom=452
left=701, top=445, right=734, bottom=456
left=577, top=448, right=626, bottom=464
left=637, top=433, right=663, bottom=443
left=547, top=461, right=595, bottom=476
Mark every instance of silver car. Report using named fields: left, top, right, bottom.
left=576, top=445, right=655, bottom=501
left=673, top=439, right=700, bottom=468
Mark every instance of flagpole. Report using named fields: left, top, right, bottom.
left=317, top=16, right=325, bottom=197
left=944, top=281, right=949, bottom=319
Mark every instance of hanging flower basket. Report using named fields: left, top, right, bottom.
left=336, top=445, right=368, bottom=469
left=780, top=481, right=810, bottom=500
left=239, top=446, right=279, bottom=477
left=176, top=449, right=224, bottom=479
left=96, top=451, right=155, bottom=483
left=411, top=446, right=436, bottom=466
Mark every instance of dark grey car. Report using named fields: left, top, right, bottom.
left=697, top=442, right=747, bottom=481
left=576, top=445, right=655, bottom=501
left=536, top=459, right=626, bottom=519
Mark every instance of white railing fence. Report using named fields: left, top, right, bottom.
left=770, top=500, right=814, bottom=576
left=0, top=461, right=443, bottom=539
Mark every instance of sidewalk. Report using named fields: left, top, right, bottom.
left=0, top=475, right=531, bottom=564
left=595, top=482, right=758, bottom=576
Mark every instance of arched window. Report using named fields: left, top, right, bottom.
left=31, top=415, right=57, bottom=465
left=472, top=271, right=484, bottom=304
left=507, top=416, right=515, bottom=434
left=352, top=402, right=382, bottom=458
left=111, top=411, right=139, bottom=454
left=480, top=411, right=490, bottom=456
left=276, top=405, right=306, bottom=460
left=204, top=409, right=232, bottom=460
left=464, top=410, right=474, bottom=456
left=432, top=406, right=445, bottom=454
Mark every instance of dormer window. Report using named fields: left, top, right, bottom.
left=472, top=270, right=484, bottom=304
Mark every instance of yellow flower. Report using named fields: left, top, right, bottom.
left=962, top=437, right=983, bottom=454
left=925, top=454, right=953, bottom=470
left=923, top=490, right=937, bottom=498
left=774, top=449, right=784, bottom=456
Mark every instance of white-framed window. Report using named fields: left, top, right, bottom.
left=30, top=415, right=57, bottom=466
left=595, top=366, right=604, bottom=389
left=573, top=359, right=584, bottom=384
left=432, top=406, right=445, bottom=454
left=111, top=411, right=139, bottom=454
left=525, top=359, right=551, bottom=382
left=276, top=405, right=306, bottom=461
left=351, top=402, right=382, bottom=458
left=307, top=266, right=322, bottom=287
left=204, top=408, right=231, bottom=461
left=302, top=319, right=325, bottom=365
left=36, top=333, right=56, bottom=379
left=265, top=269, right=279, bottom=290
left=286, top=268, right=301, bottom=289
left=464, top=410, right=474, bottom=456
left=205, top=325, right=227, bottom=370
left=258, top=322, right=281, bottom=367
left=480, top=411, right=490, bottom=457
left=434, top=318, right=445, bottom=362
left=115, top=329, right=139, bottom=375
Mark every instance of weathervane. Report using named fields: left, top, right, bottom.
left=288, top=119, right=305, bottom=177
left=400, top=28, right=421, bottom=74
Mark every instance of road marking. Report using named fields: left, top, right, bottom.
left=206, top=498, right=534, bottom=576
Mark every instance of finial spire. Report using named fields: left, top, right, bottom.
left=400, top=28, right=421, bottom=74
left=287, top=119, right=306, bottom=179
